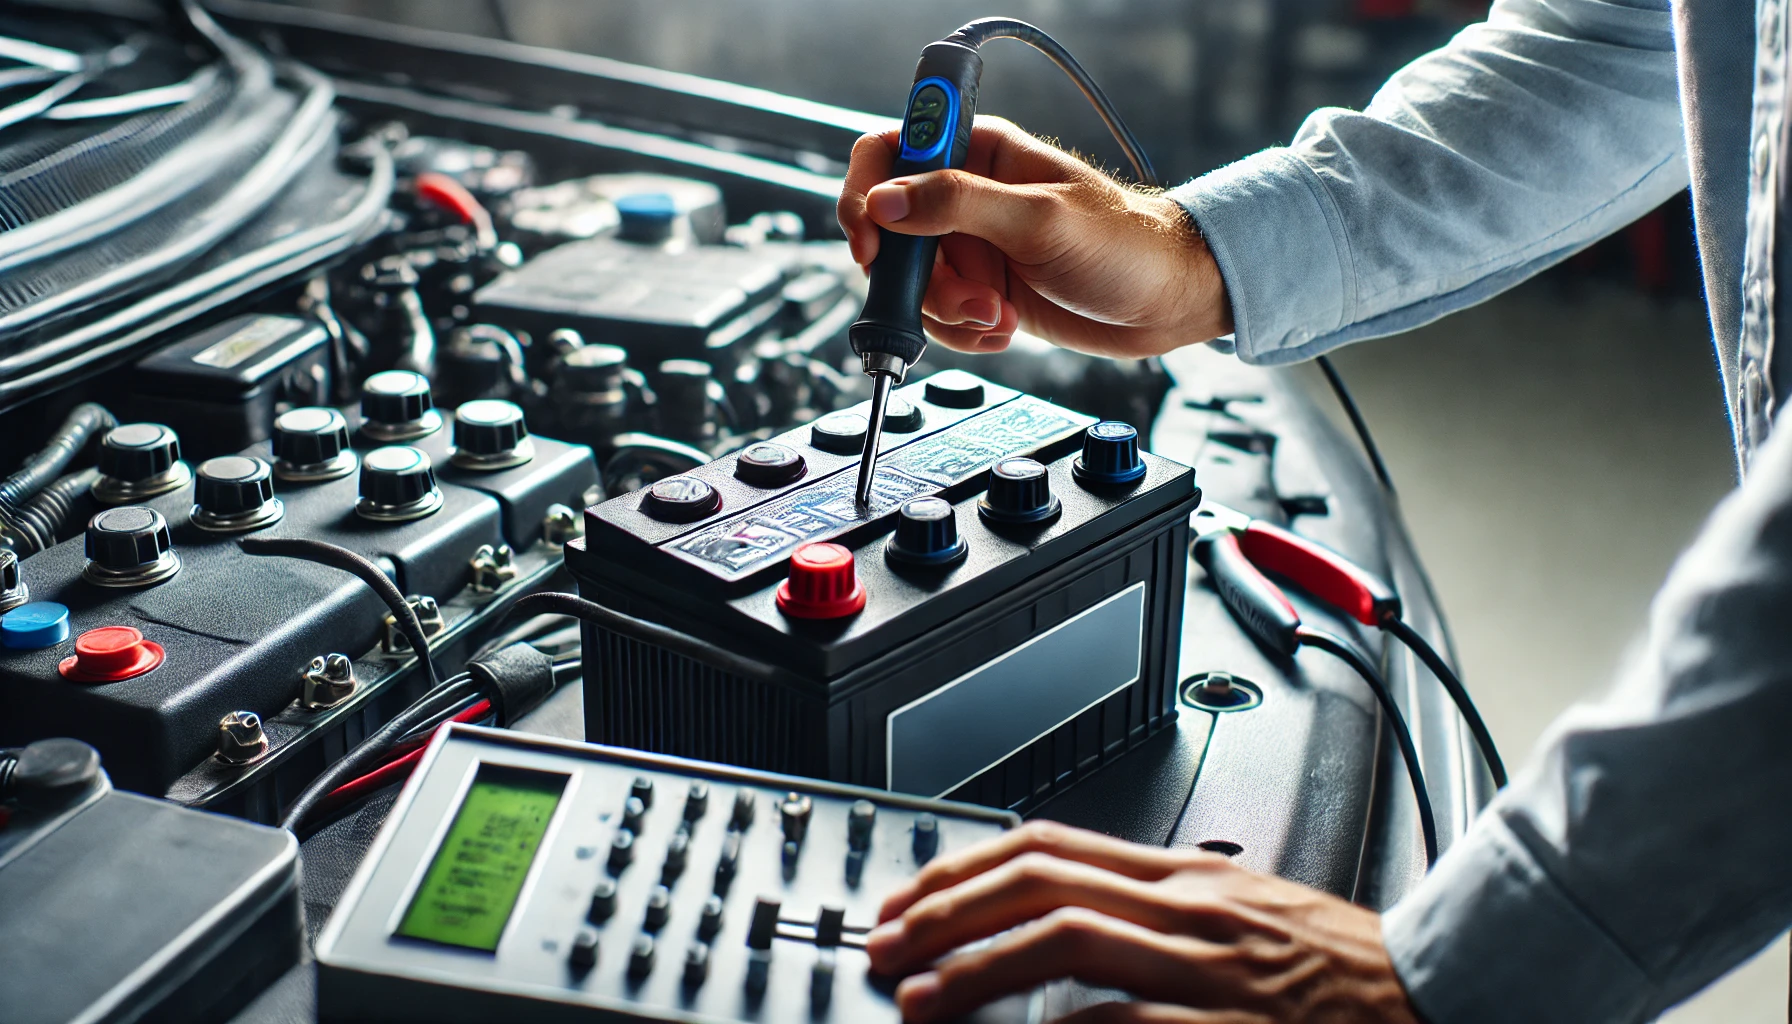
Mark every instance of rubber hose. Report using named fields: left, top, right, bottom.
left=6, top=466, right=97, bottom=556
left=0, top=402, right=113, bottom=509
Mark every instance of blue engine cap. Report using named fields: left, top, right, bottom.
left=1072, top=421, right=1148, bottom=486
left=617, top=192, right=679, bottom=243
left=2, top=601, right=70, bottom=650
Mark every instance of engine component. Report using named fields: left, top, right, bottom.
left=92, top=422, right=191, bottom=505
left=313, top=725, right=1037, bottom=1023
left=0, top=371, right=598, bottom=800
left=573, top=370, right=1199, bottom=810
left=0, top=740, right=301, bottom=1024
left=131, top=315, right=331, bottom=460
left=473, top=237, right=789, bottom=364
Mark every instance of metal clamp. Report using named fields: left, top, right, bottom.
left=468, top=543, right=518, bottom=593
left=382, top=596, right=447, bottom=654
left=302, top=653, right=358, bottom=709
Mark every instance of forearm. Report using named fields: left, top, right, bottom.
left=1172, top=0, right=1687, bottom=364
left=1385, top=411, right=1792, bottom=1023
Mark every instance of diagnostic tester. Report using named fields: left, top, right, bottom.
left=315, top=725, right=1040, bottom=1023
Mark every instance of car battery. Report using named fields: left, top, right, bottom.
left=567, top=370, right=1200, bottom=812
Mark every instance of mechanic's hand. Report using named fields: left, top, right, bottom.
left=866, top=821, right=1419, bottom=1024
left=836, top=117, right=1232, bottom=359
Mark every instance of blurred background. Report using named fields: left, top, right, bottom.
left=272, top=1, right=1782, bottom=1018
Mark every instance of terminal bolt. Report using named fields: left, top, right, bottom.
left=216, top=711, right=268, bottom=764
left=542, top=504, right=583, bottom=549
left=383, top=595, right=447, bottom=654
left=0, top=548, right=26, bottom=612
left=469, top=543, right=518, bottom=592
left=302, top=653, right=358, bottom=709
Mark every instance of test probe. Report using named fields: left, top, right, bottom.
left=850, top=19, right=1156, bottom=506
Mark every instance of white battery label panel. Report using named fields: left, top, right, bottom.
left=886, top=583, right=1146, bottom=797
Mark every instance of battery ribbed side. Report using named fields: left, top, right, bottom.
left=583, top=623, right=826, bottom=777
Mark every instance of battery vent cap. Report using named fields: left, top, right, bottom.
left=978, top=458, right=1061, bottom=525
left=59, top=625, right=164, bottom=682
left=2, top=602, right=68, bottom=650
left=641, top=476, right=722, bottom=523
left=776, top=543, right=866, bottom=619
left=1072, top=421, right=1147, bottom=486
left=886, top=496, right=967, bottom=567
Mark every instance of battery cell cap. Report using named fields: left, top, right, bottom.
left=886, top=496, right=967, bottom=567
left=2, top=602, right=69, bottom=650
left=451, top=400, right=534, bottom=469
left=640, top=476, right=722, bottom=523
left=271, top=407, right=354, bottom=481
left=923, top=371, right=985, bottom=409
left=883, top=396, right=924, bottom=433
left=978, top=457, right=1061, bottom=524
left=1073, top=421, right=1148, bottom=486
left=776, top=543, right=866, bottom=619
left=360, top=370, right=442, bottom=441
left=59, top=625, right=164, bottom=682
left=734, top=443, right=806, bottom=488
left=810, top=412, right=868, bottom=455
left=97, top=423, right=182, bottom=484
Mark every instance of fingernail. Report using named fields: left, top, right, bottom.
left=867, top=183, right=911, bottom=222
left=867, top=919, right=907, bottom=962
left=898, top=972, right=941, bottom=1019
left=959, top=298, right=1000, bottom=327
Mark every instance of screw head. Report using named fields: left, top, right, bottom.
left=216, top=710, right=268, bottom=763
left=303, top=653, right=358, bottom=708
left=469, top=543, right=519, bottom=592
left=542, top=503, right=582, bottom=548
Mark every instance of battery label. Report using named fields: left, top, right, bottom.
left=670, top=397, right=1090, bottom=580
left=886, top=582, right=1146, bottom=797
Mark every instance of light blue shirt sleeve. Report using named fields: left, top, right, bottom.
left=1383, top=405, right=1792, bottom=1023
left=1168, top=0, right=1689, bottom=364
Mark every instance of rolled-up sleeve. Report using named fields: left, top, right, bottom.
left=1169, top=0, right=1688, bottom=364
left=1384, top=409, right=1792, bottom=1023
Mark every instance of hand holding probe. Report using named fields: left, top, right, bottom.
left=849, top=19, right=1158, bottom=507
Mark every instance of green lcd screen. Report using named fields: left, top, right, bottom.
left=394, top=764, right=566, bottom=951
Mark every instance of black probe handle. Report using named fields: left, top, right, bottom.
left=850, top=40, right=984, bottom=369
left=1194, top=532, right=1304, bottom=657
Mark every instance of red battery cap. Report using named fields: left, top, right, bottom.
left=776, top=543, right=867, bottom=620
left=58, top=626, right=164, bottom=682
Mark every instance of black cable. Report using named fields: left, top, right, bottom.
left=501, top=591, right=792, bottom=685
left=949, top=18, right=1158, bottom=188
left=1382, top=616, right=1506, bottom=788
left=280, top=675, right=477, bottom=837
left=1315, top=355, right=1396, bottom=494
left=237, top=536, right=439, bottom=690
left=397, top=689, right=486, bottom=745
left=1296, top=626, right=1438, bottom=867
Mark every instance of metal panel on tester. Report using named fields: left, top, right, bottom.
left=887, top=582, right=1146, bottom=797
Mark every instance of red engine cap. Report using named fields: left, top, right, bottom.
left=59, top=626, right=164, bottom=682
left=776, top=543, right=867, bottom=620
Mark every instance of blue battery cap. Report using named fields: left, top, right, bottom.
left=2, top=602, right=70, bottom=650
